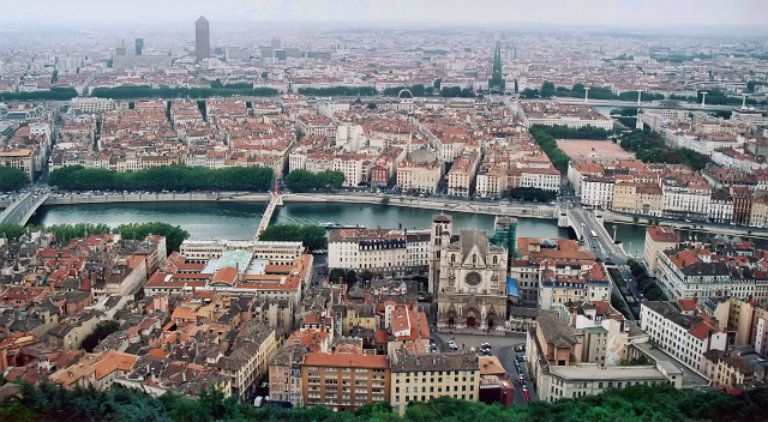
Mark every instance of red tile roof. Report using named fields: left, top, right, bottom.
left=304, top=352, right=389, bottom=369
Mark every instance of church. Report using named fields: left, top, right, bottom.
left=429, top=214, right=509, bottom=331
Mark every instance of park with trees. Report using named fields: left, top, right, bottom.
left=618, top=129, right=710, bottom=171
left=0, top=167, right=29, bottom=191
left=48, top=165, right=274, bottom=192
left=503, top=187, right=557, bottom=202
left=296, top=86, right=377, bottom=96
left=528, top=125, right=571, bottom=173
left=0, top=88, right=77, bottom=102
left=91, top=85, right=277, bottom=100
left=285, top=169, right=345, bottom=192
left=258, top=224, right=327, bottom=251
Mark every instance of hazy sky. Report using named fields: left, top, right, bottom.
left=2, top=0, right=766, bottom=27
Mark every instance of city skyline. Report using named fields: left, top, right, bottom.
left=0, top=0, right=766, bottom=30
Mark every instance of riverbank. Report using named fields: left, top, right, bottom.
left=37, top=191, right=768, bottom=241
left=43, top=192, right=559, bottom=220
left=31, top=201, right=569, bottom=241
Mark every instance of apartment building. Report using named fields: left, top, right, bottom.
left=269, top=344, right=308, bottom=407
left=527, top=310, right=682, bottom=403
left=447, top=151, right=480, bottom=197
left=657, top=247, right=754, bottom=301
left=538, top=263, right=612, bottom=310
left=301, top=353, right=390, bottom=411
left=700, top=349, right=757, bottom=387
left=642, top=227, right=680, bottom=276
left=396, top=149, right=444, bottom=194
left=509, top=237, right=598, bottom=306
left=328, top=228, right=407, bottom=274
left=580, top=176, right=614, bottom=209
left=0, top=148, right=34, bottom=181
left=216, top=325, right=280, bottom=400
left=640, top=301, right=727, bottom=374
left=520, top=166, right=561, bottom=192
left=661, top=179, right=712, bottom=220
left=390, top=352, right=480, bottom=415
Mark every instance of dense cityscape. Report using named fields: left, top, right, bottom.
left=0, top=1, right=767, bottom=420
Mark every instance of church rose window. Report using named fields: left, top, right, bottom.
left=465, top=271, right=482, bottom=286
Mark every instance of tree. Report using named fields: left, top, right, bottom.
left=529, top=126, right=571, bottom=172
left=81, top=320, right=120, bottom=352
left=380, top=195, right=390, bottom=206
left=91, top=85, right=277, bottom=100
left=619, top=129, right=710, bottom=171
left=328, top=268, right=358, bottom=286
left=521, top=88, right=540, bottom=98
left=296, top=86, right=377, bottom=96
left=0, top=88, right=77, bottom=101
left=49, top=165, right=274, bottom=192
left=46, top=223, right=111, bottom=242
left=504, top=187, right=557, bottom=202
left=329, top=268, right=346, bottom=284
left=0, top=224, right=26, bottom=241
left=285, top=169, right=345, bottom=192
left=532, top=124, right=609, bottom=140
left=259, top=224, right=327, bottom=251
left=116, top=222, right=189, bottom=252
left=540, top=81, right=556, bottom=98
left=3, top=381, right=764, bottom=422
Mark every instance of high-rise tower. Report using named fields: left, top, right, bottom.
left=489, top=41, right=505, bottom=93
left=195, top=16, right=210, bottom=61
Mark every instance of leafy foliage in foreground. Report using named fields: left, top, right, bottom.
left=1, top=382, right=763, bottom=422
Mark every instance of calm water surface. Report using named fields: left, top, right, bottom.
left=32, top=201, right=571, bottom=241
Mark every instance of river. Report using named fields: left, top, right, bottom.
left=31, top=201, right=571, bottom=241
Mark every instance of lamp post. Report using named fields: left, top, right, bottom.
left=584, top=87, right=591, bottom=104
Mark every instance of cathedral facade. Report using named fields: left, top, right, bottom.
left=429, top=215, right=509, bottom=331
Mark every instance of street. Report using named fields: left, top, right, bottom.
left=0, top=189, right=49, bottom=226
left=567, top=205, right=628, bottom=264
left=433, top=332, right=537, bottom=406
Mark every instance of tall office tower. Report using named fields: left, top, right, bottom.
left=270, top=37, right=281, bottom=49
left=134, top=38, right=144, bottom=55
left=195, top=16, right=210, bottom=61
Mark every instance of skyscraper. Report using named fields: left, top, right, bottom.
left=195, top=16, right=210, bottom=61
left=488, top=41, right=505, bottom=93
left=134, top=38, right=144, bottom=56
